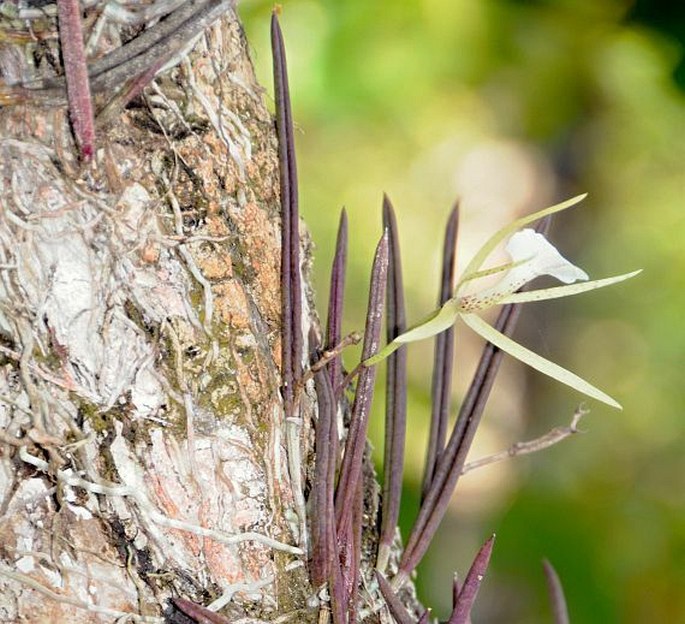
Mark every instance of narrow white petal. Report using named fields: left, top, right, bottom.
left=461, top=313, right=622, bottom=409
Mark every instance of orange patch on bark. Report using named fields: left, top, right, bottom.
left=215, top=281, right=250, bottom=329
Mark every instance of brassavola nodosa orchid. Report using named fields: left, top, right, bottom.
left=365, top=194, right=641, bottom=409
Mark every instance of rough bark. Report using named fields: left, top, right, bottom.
left=0, top=4, right=314, bottom=622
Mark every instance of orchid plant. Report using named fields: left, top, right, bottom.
left=366, top=194, right=641, bottom=409
left=173, top=13, right=644, bottom=624
left=269, top=9, right=641, bottom=620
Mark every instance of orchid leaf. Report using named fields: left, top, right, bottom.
left=364, top=299, right=460, bottom=366
left=461, top=313, right=621, bottom=409
left=378, top=195, right=409, bottom=574
left=499, top=269, right=642, bottom=304
left=376, top=572, right=415, bottom=624
left=449, top=535, right=495, bottom=624
left=458, top=194, right=587, bottom=287
left=335, top=233, right=388, bottom=535
left=423, top=205, right=459, bottom=502
left=543, top=559, right=571, bottom=624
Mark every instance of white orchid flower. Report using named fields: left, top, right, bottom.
left=365, top=194, right=641, bottom=409
left=458, top=228, right=589, bottom=313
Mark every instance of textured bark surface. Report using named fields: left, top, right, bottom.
left=0, top=4, right=315, bottom=622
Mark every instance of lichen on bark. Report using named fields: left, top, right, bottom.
left=0, top=4, right=315, bottom=622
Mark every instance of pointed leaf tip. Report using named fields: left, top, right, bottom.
left=448, top=535, right=496, bottom=624
left=543, top=559, right=570, bottom=624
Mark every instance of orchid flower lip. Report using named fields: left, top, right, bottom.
left=457, top=229, right=589, bottom=313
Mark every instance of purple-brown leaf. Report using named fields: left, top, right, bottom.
left=543, top=559, right=570, bottom=624
left=448, top=535, right=495, bottom=624
left=376, top=572, right=416, bottom=624
left=378, top=195, right=408, bottom=572
left=172, top=597, right=232, bottom=624
left=346, top=479, right=365, bottom=623
left=272, top=12, right=302, bottom=417
left=310, top=367, right=338, bottom=586
left=329, top=549, right=347, bottom=624
left=398, top=302, right=519, bottom=580
left=422, top=204, right=459, bottom=500
left=335, top=232, right=388, bottom=537
left=326, top=208, right=348, bottom=389
left=417, top=610, right=431, bottom=624
left=57, top=0, right=95, bottom=160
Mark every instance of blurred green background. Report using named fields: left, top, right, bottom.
left=240, top=1, right=684, bottom=622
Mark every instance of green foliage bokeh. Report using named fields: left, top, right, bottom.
left=241, top=1, right=685, bottom=622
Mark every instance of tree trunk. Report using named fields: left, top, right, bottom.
left=0, top=4, right=314, bottom=622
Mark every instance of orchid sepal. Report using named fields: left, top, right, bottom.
left=498, top=269, right=642, bottom=305
left=365, top=299, right=460, bottom=366
left=461, top=312, right=622, bottom=409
